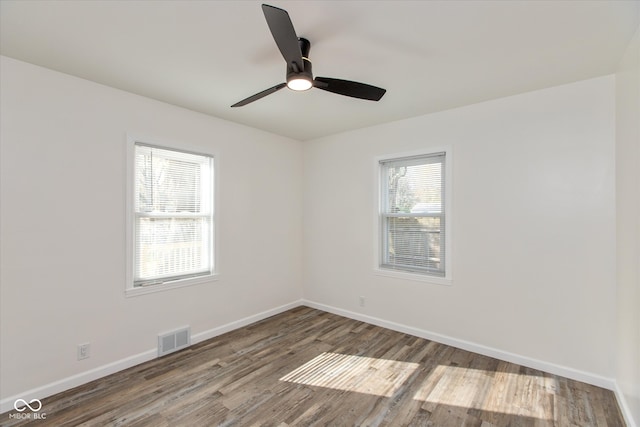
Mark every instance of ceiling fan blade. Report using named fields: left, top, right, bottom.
left=262, top=4, right=304, bottom=72
left=314, top=77, right=386, bottom=101
left=231, top=83, right=287, bottom=107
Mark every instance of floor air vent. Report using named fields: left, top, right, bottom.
left=158, top=326, right=191, bottom=357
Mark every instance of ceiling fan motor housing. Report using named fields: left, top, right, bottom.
left=287, top=58, right=313, bottom=84
left=286, top=38, right=313, bottom=88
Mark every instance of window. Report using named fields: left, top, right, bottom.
left=128, top=140, right=215, bottom=293
left=378, top=151, right=449, bottom=280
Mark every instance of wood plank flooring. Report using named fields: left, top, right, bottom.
left=1, top=307, right=626, bottom=426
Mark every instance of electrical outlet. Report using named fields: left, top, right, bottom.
left=78, top=343, right=90, bottom=360
left=359, top=296, right=366, bottom=307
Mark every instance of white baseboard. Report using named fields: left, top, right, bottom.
left=0, top=349, right=156, bottom=414
left=613, top=382, right=639, bottom=427
left=0, top=300, right=303, bottom=414
left=301, top=300, right=617, bottom=391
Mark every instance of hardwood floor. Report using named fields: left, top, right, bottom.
left=2, top=307, right=626, bottom=426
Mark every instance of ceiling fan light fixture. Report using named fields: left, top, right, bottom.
left=287, top=76, right=313, bottom=91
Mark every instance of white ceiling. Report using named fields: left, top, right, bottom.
left=1, top=1, right=638, bottom=141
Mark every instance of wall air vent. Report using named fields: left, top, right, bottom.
left=158, top=326, right=191, bottom=357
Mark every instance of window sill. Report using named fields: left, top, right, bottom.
left=373, top=268, right=452, bottom=286
left=125, top=274, right=219, bottom=297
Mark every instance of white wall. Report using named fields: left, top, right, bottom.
left=616, top=25, right=640, bottom=426
left=0, top=56, right=303, bottom=404
left=303, top=76, right=616, bottom=381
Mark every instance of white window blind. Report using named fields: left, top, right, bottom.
left=133, top=143, right=214, bottom=287
left=380, top=153, right=446, bottom=276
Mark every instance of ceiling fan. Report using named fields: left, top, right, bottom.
left=231, top=4, right=386, bottom=107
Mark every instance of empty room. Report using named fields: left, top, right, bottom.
left=1, top=1, right=639, bottom=426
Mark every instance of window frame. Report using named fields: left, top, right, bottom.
left=374, top=147, right=452, bottom=285
left=125, top=134, right=218, bottom=297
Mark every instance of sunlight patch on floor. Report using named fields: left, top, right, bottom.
left=280, top=352, right=420, bottom=397
left=414, top=365, right=555, bottom=420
